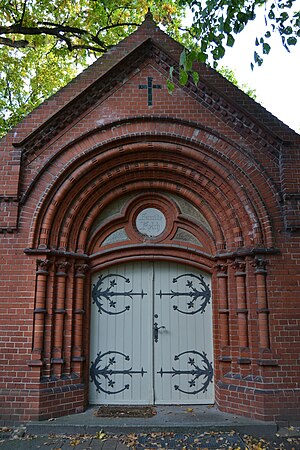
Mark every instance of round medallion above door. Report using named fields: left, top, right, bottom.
left=135, top=207, right=166, bottom=237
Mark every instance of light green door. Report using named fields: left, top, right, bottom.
left=89, top=261, right=214, bottom=404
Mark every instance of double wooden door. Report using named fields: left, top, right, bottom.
left=89, top=261, right=214, bottom=404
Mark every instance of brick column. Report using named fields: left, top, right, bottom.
left=253, top=257, right=270, bottom=349
left=31, top=259, right=52, bottom=363
left=72, top=263, right=89, bottom=375
left=233, top=259, right=248, bottom=349
left=216, top=263, right=230, bottom=348
left=51, top=261, right=70, bottom=377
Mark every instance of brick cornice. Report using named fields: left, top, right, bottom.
left=24, top=248, right=89, bottom=259
left=24, top=244, right=279, bottom=262
left=215, top=246, right=280, bottom=260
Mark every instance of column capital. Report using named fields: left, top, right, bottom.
left=232, top=258, right=246, bottom=274
left=252, top=256, right=268, bottom=274
left=75, top=263, right=89, bottom=278
left=36, top=259, right=52, bottom=275
left=55, top=261, right=71, bottom=276
left=216, top=263, right=228, bottom=276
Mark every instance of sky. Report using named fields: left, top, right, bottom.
left=215, top=7, right=300, bottom=133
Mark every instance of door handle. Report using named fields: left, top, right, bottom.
left=153, top=322, right=166, bottom=343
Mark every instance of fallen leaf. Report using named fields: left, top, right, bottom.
left=95, top=430, right=107, bottom=440
left=186, top=408, right=193, bottom=413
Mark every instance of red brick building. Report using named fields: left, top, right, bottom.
left=1, top=13, right=300, bottom=424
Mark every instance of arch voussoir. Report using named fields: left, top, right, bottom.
left=26, top=119, right=279, bottom=251
left=30, top=136, right=274, bottom=256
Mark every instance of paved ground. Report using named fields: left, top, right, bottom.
left=1, top=429, right=300, bottom=449
left=0, top=430, right=300, bottom=450
left=0, top=432, right=127, bottom=449
left=1, top=406, right=300, bottom=449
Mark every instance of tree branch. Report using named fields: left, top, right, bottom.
left=5, top=79, right=14, bottom=108
left=96, top=22, right=140, bottom=33
left=19, top=0, right=28, bottom=26
left=37, top=21, right=91, bottom=35
left=0, top=36, right=29, bottom=48
left=178, top=26, right=197, bottom=39
left=0, top=20, right=139, bottom=53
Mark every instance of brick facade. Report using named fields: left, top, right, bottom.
left=1, top=13, right=299, bottom=424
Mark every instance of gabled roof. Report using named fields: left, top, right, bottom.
left=10, top=11, right=300, bottom=159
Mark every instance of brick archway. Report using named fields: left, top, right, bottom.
left=24, top=118, right=280, bottom=420
left=27, top=118, right=278, bottom=249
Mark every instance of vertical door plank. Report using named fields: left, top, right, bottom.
left=154, top=262, right=214, bottom=404
left=89, top=262, right=153, bottom=404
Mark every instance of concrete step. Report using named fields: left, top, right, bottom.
left=26, top=405, right=277, bottom=436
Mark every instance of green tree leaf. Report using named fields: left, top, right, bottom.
left=167, top=79, right=175, bottom=94
left=179, top=49, right=187, bottom=68
left=254, top=51, right=263, bottom=66
left=263, top=42, right=271, bottom=54
left=192, top=71, right=199, bottom=86
left=227, top=34, right=235, bottom=47
left=287, top=36, right=297, bottom=45
left=179, top=68, right=189, bottom=85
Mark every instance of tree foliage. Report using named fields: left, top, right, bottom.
left=0, top=0, right=298, bottom=137
left=179, top=0, right=299, bottom=68
left=0, top=0, right=186, bottom=137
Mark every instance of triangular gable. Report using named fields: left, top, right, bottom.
left=7, top=11, right=299, bottom=159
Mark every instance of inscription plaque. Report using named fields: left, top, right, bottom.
left=136, top=208, right=166, bottom=237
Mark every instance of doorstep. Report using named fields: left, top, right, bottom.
left=26, top=405, right=277, bottom=436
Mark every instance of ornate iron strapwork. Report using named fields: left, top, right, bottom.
left=156, top=273, right=211, bottom=315
left=92, top=274, right=147, bottom=315
left=157, top=350, right=213, bottom=395
left=90, top=350, right=147, bottom=395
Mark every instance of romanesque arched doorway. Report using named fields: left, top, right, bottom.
left=87, top=193, right=215, bottom=405
left=25, top=119, right=278, bottom=419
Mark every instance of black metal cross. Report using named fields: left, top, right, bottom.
left=139, top=77, right=162, bottom=106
